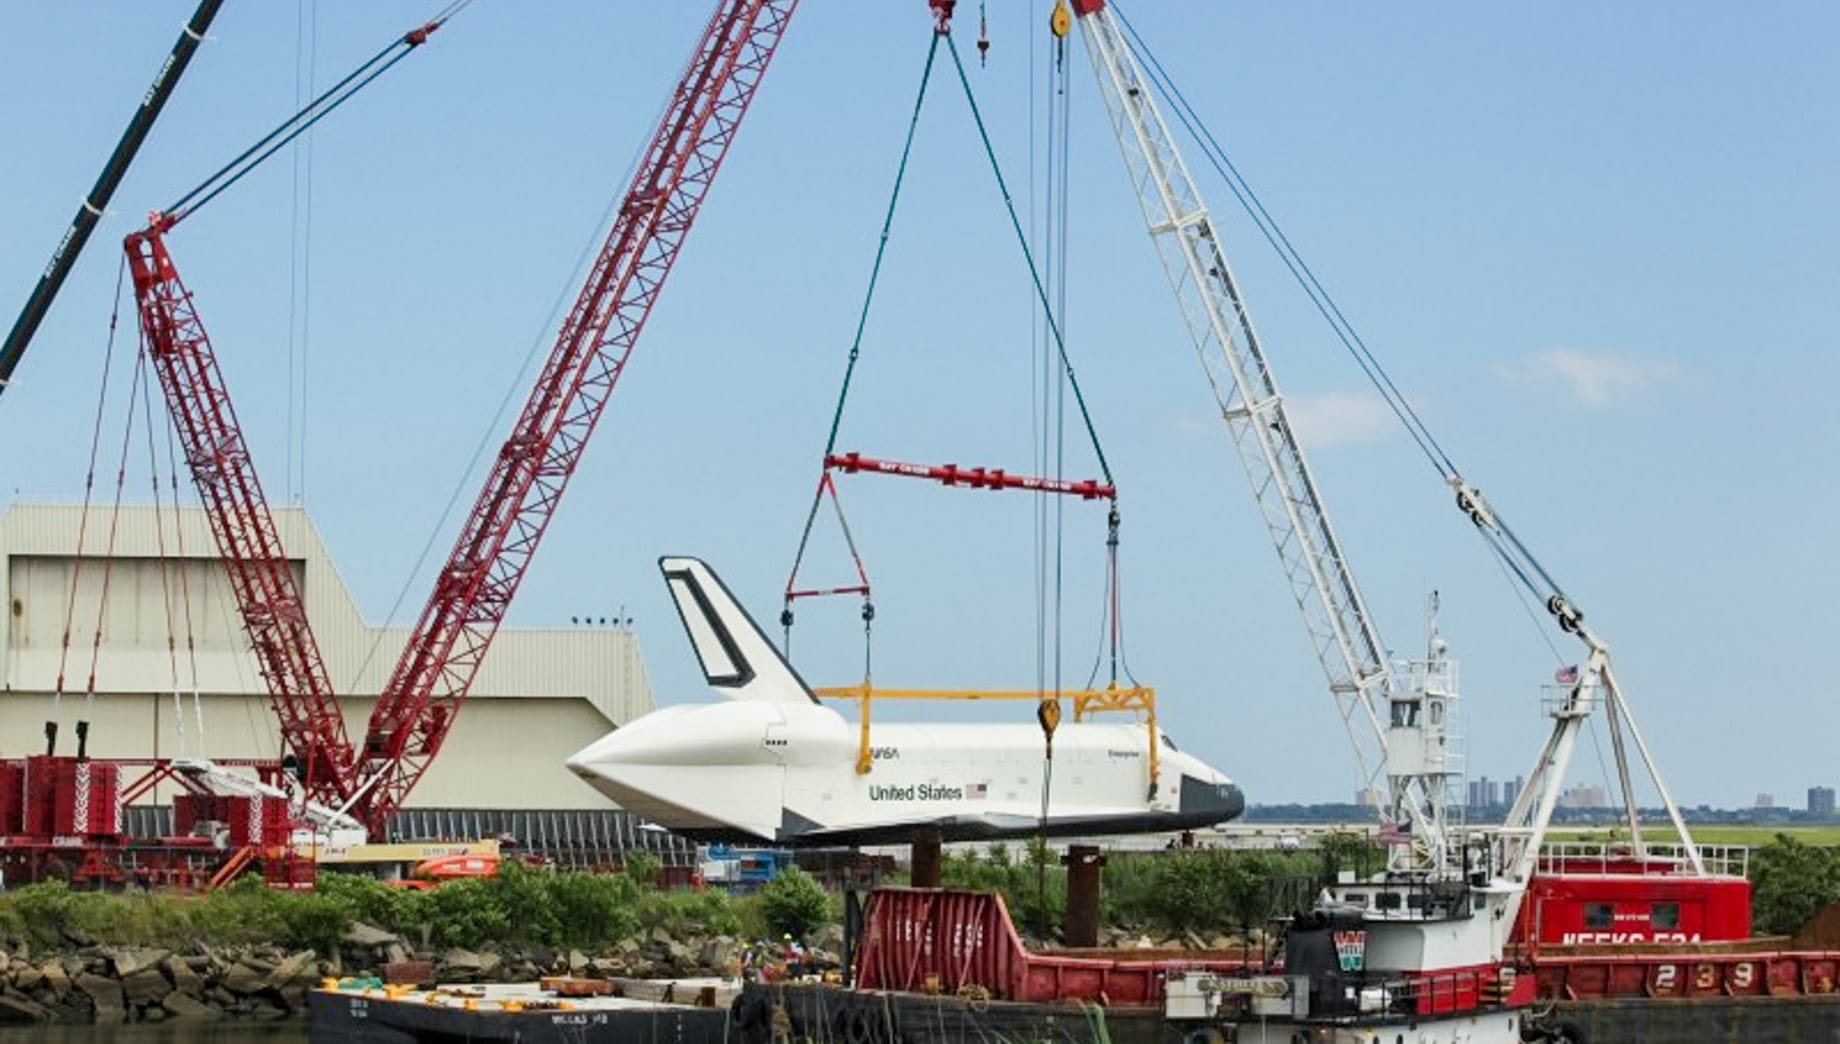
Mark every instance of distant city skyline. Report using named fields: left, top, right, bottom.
left=1810, top=787, right=1835, bottom=816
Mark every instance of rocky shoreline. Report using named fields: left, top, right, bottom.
left=0, top=919, right=834, bottom=1025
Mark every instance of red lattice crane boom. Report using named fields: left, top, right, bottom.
left=354, top=0, right=799, bottom=832
left=126, top=230, right=358, bottom=802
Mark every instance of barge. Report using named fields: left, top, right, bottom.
left=308, top=979, right=734, bottom=1044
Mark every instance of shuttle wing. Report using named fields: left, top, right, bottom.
left=659, top=556, right=817, bottom=705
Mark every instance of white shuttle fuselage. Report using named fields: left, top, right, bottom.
left=567, top=558, right=1244, bottom=845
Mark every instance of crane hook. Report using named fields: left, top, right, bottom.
left=977, top=1, right=989, bottom=65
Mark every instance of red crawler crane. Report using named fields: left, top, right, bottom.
left=127, top=0, right=800, bottom=835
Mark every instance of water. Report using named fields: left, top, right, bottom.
left=0, top=1026, right=305, bottom=1044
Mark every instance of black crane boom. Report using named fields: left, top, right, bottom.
left=0, top=0, right=227, bottom=398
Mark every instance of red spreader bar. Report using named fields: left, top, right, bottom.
left=825, top=452, right=1116, bottom=500
left=786, top=584, right=871, bottom=602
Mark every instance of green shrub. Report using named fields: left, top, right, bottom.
left=759, top=866, right=830, bottom=939
left=316, top=871, right=434, bottom=940
left=548, top=869, right=642, bottom=948
left=272, top=891, right=349, bottom=954
left=6, top=881, right=78, bottom=949
left=640, top=887, right=745, bottom=938
left=936, top=843, right=1065, bottom=935
left=1316, top=832, right=1382, bottom=881
left=622, top=851, right=662, bottom=888
left=0, top=865, right=667, bottom=954
left=490, top=860, right=563, bottom=946
left=1752, top=834, right=1840, bottom=936
left=192, top=877, right=286, bottom=945
left=1100, top=849, right=1318, bottom=937
left=425, top=877, right=511, bottom=949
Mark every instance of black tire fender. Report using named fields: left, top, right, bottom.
left=733, top=992, right=773, bottom=1033
left=846, top=1005, right=880, bottom=1044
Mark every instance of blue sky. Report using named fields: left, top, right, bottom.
left=1, top=3, right=1834, bottom=808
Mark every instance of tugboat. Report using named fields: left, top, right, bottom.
left=1164, top=625, right=1542, bottom=1044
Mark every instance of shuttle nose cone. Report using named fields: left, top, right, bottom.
left=1180, top=775, right=1246, bottom=824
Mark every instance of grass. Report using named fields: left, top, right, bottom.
left=1548, top=824, right=1840, bottom=847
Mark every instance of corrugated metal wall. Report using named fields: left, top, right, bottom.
left=388, top=808, right=696, bottom=868
left=2, top=503, right=652, bottom=724
left=0, top=502, right=657, bottom=809
left=123, top=805, right=695, bottom=868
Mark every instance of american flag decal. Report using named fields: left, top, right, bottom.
left=966, top=782, right=987, bottom=799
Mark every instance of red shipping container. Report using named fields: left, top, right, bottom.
left=0, top=760, right=23, bottom=834
left=52, top=759, right=122, bottom=838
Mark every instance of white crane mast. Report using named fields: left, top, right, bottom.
left=1455, top=483, right=1707, bottom=885
left=1071, top=1, right=1454, bottom=872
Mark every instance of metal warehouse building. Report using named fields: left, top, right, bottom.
left=0, top=501, right=653, bottom=812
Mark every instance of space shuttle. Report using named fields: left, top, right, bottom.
left=565, top=557, right=1245, bottom=845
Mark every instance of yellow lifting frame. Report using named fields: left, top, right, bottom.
left=813, top=683, right=1159, bottom=787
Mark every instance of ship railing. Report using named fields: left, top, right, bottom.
left=1392, top=657, right=1459, bottom=697
left=1539, top=682, right=1603, bottom=720
left=1325, top=873, right=1474, bottom=922
left=1310, top=965, right=1514, bottom=1023
left=1534, top=838, right=1748, bottom=877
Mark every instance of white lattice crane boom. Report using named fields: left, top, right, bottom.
left=1070, top=0, right=1454, bottom=870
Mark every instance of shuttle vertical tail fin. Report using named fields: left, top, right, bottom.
left=659, top=557, right=817, bottom=705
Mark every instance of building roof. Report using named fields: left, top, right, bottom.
left=0, top=500, right=652, bottom=724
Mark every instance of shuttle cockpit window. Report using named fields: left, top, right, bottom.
left=1159, top=732, right=1180, bottom=752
